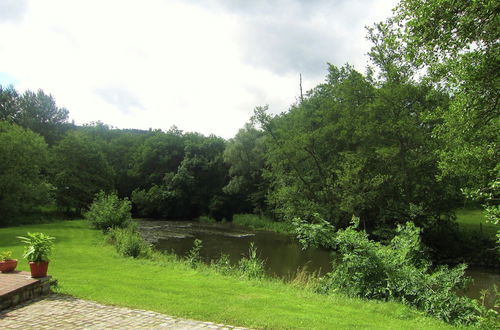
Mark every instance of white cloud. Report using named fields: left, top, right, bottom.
left=0, top=0, right=396, bottom=138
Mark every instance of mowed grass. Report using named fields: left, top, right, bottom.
left=456, top=208, right=499, bottom=239
left=0, top=220, right=453, bottom=329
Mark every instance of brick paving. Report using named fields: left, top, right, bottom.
left=0, top=271, right=38, bottom=296
left=0, top=294, right=250, bottom=329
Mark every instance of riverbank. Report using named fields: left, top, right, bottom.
left=230, top=211, right=500, bottom=268
left=0, top=220, right=452, bottom=329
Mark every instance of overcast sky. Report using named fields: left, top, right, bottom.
left=0, top=0, right=396, bottom=138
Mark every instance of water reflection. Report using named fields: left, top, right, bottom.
left=139, top=220, right=332, bottom=277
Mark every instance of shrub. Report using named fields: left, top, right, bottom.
left=211, top=253, right=233, bottom=275
left=85, top=191, right=132, bottom=232
left=186, top=239, right=203, bottom=267
left=292, top=215, right=490, bottom=325
left=238, top=243, right=265, bottom=279
left=108, top=226, right=152, bottom=258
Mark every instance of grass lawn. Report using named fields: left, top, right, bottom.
left=0, top=220, right=453, bottom=329
left=456, top=208, right=499, bottom=239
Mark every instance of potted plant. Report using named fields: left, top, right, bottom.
left=0, top=250, right=18, bottom=273
left=18, top=232, right=55, bottom=278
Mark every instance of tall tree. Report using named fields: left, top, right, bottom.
left=0, top=122, right=52, bottom=225
left=380, top=0, right=499, bottom=237
left=223, top=122, right=267, bottom=214
left=51, top=131, right=114, bottom=213
left=0, top=85, right=19, bottom=122
left=17, top=89, right=69, bottom=145
left=255, top=64, right=459, bottom=232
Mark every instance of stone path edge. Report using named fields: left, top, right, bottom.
left=0, top=293, right=251, bottom=329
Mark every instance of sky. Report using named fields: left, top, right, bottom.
left=0, top=0, right=396, bottom=138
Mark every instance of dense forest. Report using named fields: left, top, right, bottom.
left=1, top=0, right=498, bottom=261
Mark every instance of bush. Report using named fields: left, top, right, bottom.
left=107, top=226, right=152, bottom=258
left=85, top=191, right=132, bottom=232
left=211, top=253, right=233, bottom=275
left=292, top=216, right=491, bottom=326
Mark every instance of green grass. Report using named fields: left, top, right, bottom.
left=233, top=214, right=292, bottom=234
left=455, top=208, right=499, bottom=239
left=0, top=220, right=453, bottom=329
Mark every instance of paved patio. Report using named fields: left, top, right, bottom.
left=0, top=294, right=249, bottom=329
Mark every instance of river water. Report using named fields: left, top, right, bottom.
left=139, top=220, right=499, bottom=310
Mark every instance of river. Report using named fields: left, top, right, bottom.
left=139, top=220, right=499, bottom=310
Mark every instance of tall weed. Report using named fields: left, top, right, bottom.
left=186, top=239, right=203, bottom=267
left=238, top=243, right=265, bottom=279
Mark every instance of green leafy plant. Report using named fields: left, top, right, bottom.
left=186, top=239, right=203, bottom=267
left=238, top=243, right=265, bottom=279
left=18, top=232, right=55, bottom=262
left=0, top=250, right=14, bottom=261
left=291, top=215, right=498, bottom=325
left=107, top=226, right=152, bottom=258
left=211, top=253, right=233, bottom=275
left=85, top=191, right=132, bottom=232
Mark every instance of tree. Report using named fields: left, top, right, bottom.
left=0, top=85, right=70, bottom=145
left=223, top=122, right=267, bottom=214
left=132, top=132, right=230, bottom=220
left=0, top=122, right=52, bottom=225
left=0, top=85, right=19, bottom=122
left=129, top=128, right=185, bottom=190
left=51, top=131, right=114, bottom=213
left=381, top=0, right=499, bottom=240
left=255, top=64, right=460, bottom=233
left=17, top=89, right=69, bottom=145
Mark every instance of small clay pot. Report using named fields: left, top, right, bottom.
left=0, top=259, right=18, bottom=273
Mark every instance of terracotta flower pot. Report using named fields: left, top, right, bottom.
left=29, top=261, right=49, bottom=278
left=0, top=259, right=18, bottom=273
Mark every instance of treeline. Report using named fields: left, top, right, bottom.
left=0, top=67, right=484, bottom=231
left=0, top=88, right=237, bottom=223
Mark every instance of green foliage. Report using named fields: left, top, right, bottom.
left=211, top=253, right=233, bottom=275
left=223, top=122, right=267, bottom=214
left=186, top=239, right=203, bottom=267
left=463, top=178, right=500, bottom=245
left=292, top=213, right=336, bottom=249
left=238, top=243, right=265, bottom=279
left=0, top=250, right=13, bottom=261
left=255, top=64, right=460, bottom=233
left=0, top=85, right=19, bottom=122
left=294, top=218, right=486, bottom=325
left=0, top=85, right=69, bottom=145
left=16, top=89, right=69, bottom=145
left=84, top=191, right=132, bottom=232
left=51, top=131, right=114, bottom=213
left=18, top=232, right=55, bottom=262
left=132, top=133, right=230, bottom=220
left=380, top=0, right=500, bottom=245
left=0, top=121, right=53, bottom=225
left=232, top=214, right=291, bottom=233
left=197, top=216, right=216, bottom=224
left=107, top=226, right=152, bottom=259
